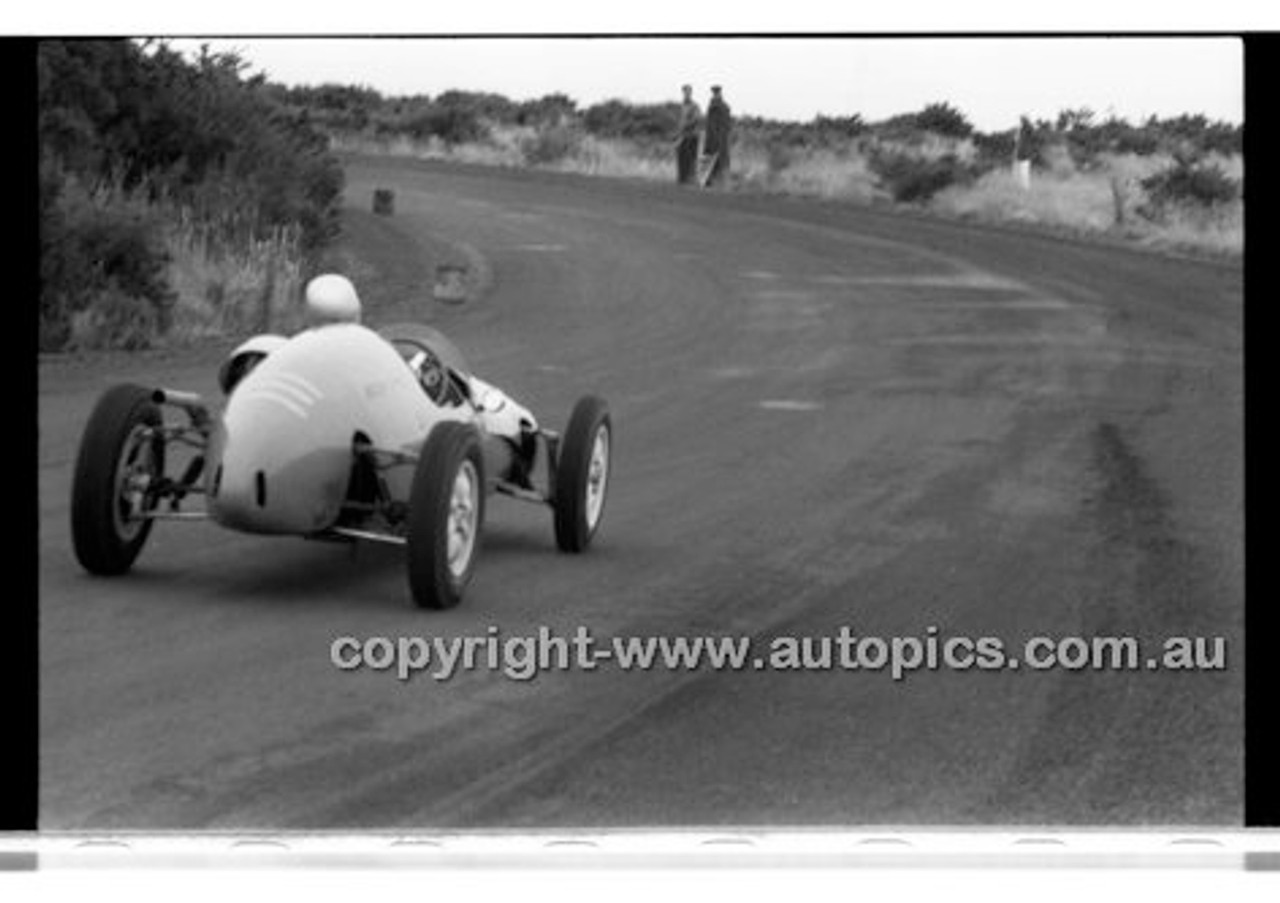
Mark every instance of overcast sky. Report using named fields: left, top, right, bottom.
left=198, top=36, right=1241, bottom=132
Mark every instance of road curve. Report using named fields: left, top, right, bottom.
left=39, top=156, right=1243, bottom=829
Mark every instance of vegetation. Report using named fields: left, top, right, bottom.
left=41, top=51, right=1242, bottom=353
left=283, top=85, right=1240, bottom=257
left=39, top=39, right=344, bottom=351
left=1139, top=158, right=1240, bottom=219
left=894, top=101, right=975, bottom=139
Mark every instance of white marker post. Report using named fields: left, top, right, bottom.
left=1012, top=121, right=1032, bottom=191
left=1015, top=159, right=1032, bottom=191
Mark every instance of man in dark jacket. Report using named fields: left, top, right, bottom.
left=702, top=85, right=732, bottom=187
left=674, top=84, right=701, bottom=185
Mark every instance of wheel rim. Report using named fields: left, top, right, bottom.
left=446, top=460, right=480, bottom=579
left=584, top=425, right=610, bottom=529
left=112, top=424, right=159, bottom=541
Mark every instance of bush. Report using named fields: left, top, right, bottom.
left=915, top=102, right=974, bottom=139
left=868, top=149, right=975, bottom=203
left=583, top=99, right=679, bottom=142
left=973, top=130, right=1016, bottom=170
left=38, top=39, right=345, bottom=350
left=515, top=93, right=577, bottom=128
left=407, top=103, right=489, bottom=146
left=40, top=172, right=175, bottom=350
left=1142, top=160, right=1239, bottom=206
left=1014, top=116, right=1053, bottom=166
left=67, top=286, right=161, bottom=351
left=765, top=141, right=795, bottom=180
left=520, top=124, right=582, bottom=166
left=1138, top=159, right=1240, bottom=222
left=1150, top=114, right=1242, bottom=157
left=808, top=114, right=866, bottom=148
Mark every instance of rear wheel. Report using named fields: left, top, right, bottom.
left=71, top=384, right=166, bottom=575
left=553, top=396, right=612, bottom=552
left=407, top=422, right=486, bottom=609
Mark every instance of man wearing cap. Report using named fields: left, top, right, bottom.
left=674, top=84, right=701, bottom=185
left=703, top=85, right=732, bottom=188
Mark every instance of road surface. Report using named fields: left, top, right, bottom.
left=39, top=157, right=1243, bottom=829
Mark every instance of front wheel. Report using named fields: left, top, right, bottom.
left=71, top=384, right=166, bottom=575
left=406, top=422, right=486, bottom=609
left=553, top=396, right=612, bottom=553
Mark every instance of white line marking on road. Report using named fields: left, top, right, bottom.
left=916, top=298, right=1072, bottom=311
left=884, top=332, right=1113, bottom=347
left=807, top=272, right=1030, bottom=290
left=810, top=275, right=864, bottom=285
left=511, top=244, right=569, bottom=253
left=740, top=270, right=782, bottom=280
left=742, top=320, right=824, bottom=331
left=750, top=289, right=817, bottom=301
left=759, top=399, right=824, bottom=411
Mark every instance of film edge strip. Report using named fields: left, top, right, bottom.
left=2, top=830, right=1280, bottom=870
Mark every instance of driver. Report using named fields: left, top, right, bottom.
left=302, top=273, right=539, bottom=468
left=407, top=347, right=457, bottom=406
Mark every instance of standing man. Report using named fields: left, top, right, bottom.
left=674, top=84, right=701, bottom=185
left=703, top=85, right=732, bottom=188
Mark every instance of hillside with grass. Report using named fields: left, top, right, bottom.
left=39, top=47, right=1241, bottom=353
left=288, top=85, right=1242, bottom=259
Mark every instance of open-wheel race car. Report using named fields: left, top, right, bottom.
left=70, top=274, right=612, bottom=609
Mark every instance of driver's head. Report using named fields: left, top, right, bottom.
left=304, top=274, right=362, bottom=324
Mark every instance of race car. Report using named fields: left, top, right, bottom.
left=69, top=274, right=612, bottom=610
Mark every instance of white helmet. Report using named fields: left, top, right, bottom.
left=305, top=273, right=362, bottom=323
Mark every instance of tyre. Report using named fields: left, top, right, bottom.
left=553, top=396, right=612, bottom=553
left=71, top=384, right=166, bottom=575
left=407, top=422, right=486, bottom=609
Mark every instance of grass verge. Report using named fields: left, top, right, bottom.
left=332, top=126, right=1241, bottom=260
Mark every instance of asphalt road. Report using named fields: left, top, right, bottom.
left=38, top=156, right=1243, bottom=830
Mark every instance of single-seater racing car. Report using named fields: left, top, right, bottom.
left=70, top=274, right=612, bottom=609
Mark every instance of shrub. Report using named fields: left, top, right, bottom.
left=807, top=114, right=866, bottom=149
left=38, top=39, right=344, bottom=350
left=407, top=103, right=489, bottom=146
left=765, top=141, right=795, bottom=180
left=67, top=286, right=161, bottom=351
left=973, top=130, right=1016, bottom=171
left=515, top=93, right=577, bottom=128
left=40, top=172, right=175, bottom=350
left=915, top=102, right=974, bottom=139
left=868, top=149, right=975, bottom=203
left=520, top=124, right=583, bottom=166
left=1014, top=116, right=1053, bottom=167
left=1138, top=159, right=1240, bottom=222
left=583, top=99, right=679, bottom=142
left=1151, top=114, right=1242, bottom=157
left=1099, top=118, right=1161, bottom=156
left=433, top=89, right=519, bottom=123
